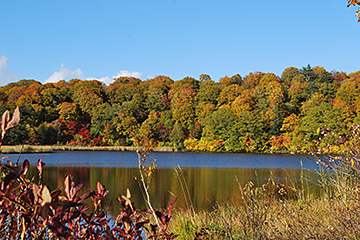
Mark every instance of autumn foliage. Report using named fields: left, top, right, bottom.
left=0, top=67, right=360, bottom=153
left=348, top=0, right=360, bottom=21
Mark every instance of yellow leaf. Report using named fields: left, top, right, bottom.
left=41, top=186, right=52, bottom=206
left=64, top=174, right=72, bottom=200
left=20, top=217, right=25, bottom=240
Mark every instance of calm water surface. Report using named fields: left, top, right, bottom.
left=3, top=151, right=320, bottom=216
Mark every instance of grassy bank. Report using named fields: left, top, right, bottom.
left=0, top=144, right=176, bottom=153
left=169, top=171, right=360, bottom=239
left=1, top=144, right=296, bottom=155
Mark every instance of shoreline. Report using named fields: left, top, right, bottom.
left=0, top=145, right=298, bottom=155
left=0, top=145, right=177, bottom=154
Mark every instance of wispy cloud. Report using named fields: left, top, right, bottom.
left=88, top=70, right=143, bottom=85
left=0, top=55, right=19, bottom=85
left=115, top=70, right=142, bottom=79
left=45, top=63, right=83, bottom=83
left=0, top=56, right=8, bottom=69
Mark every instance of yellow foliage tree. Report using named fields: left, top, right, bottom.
left=195, top=102, right=216, bottom=124
left=281, top=113, right=301, bottom=133
left=217, top=84, right=243, bottom=107
left=184, top=137, right=224, bottom=152
left=57, top=102, right=79, bottom=124
left=231, top=89, right=255, bottom=116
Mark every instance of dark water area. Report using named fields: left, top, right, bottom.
left=2, top=151, right=320, bottom=217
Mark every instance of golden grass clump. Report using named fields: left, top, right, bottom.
left=169, top=172, right=360, bottom=239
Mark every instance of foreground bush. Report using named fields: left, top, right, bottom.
left=0, top=157, right=177, bottom=239
left=0, top=107, right=178, bottom=239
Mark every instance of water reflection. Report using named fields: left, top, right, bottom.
left=6, top=151, right=320, bottom=217
left=27, top=165, right=319, bottom=217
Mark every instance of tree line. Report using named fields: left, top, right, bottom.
left=0, top=65, right=359, bottom=153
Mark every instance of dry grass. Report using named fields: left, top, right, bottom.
left=169, top=172, right=360, bottom=239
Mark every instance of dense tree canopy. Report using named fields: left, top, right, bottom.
left=1, top=65, right=359, bottom=153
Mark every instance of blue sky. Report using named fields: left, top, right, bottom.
left=0, top=0, right=359, bottom=86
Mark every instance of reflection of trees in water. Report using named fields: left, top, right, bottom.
left=27, top=166, right=319, bottom=217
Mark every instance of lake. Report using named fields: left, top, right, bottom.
left=2, top=151, right=320, bottom=216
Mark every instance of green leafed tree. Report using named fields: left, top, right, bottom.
left=169, top=121, right=185, bottom=148
left=299, top=92, right=332, bottom=141
left=196, top=75, right=221, bottom=105
left=201, top=105, right=237, bottom=143
left=35, top=122, right=59, bottom=145
left=106, top=77, right=143, bottom=104
left=73, top=85, right=104, bottom=116
left=90, top=103, right=120, bottom=138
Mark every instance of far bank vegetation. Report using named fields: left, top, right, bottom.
left=0, top=66, right=359, bottom=153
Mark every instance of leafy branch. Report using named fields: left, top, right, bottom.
left=348, top=0, right=360, bottom=22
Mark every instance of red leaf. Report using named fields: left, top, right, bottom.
left=5, top=106, right=20, bottom=131
left=143, top=209, right=153, bottom=214
left=22, top=159, right=29, bottom=176
left=79, top=190, right=95, bottom=201
left=113, top=228, right=126, bottom=236
left=96, top=181, right=105, bottom=195
left=135, top=219, right=150, bottom=229
left=70, top=183, right=84, bottom=199
left=51, top=189, right=62, bottom=199
left=167, top=197, right=177, bottom=217
left=68, top=211, right=81, bottom=221
left=37, top=156, right=45, bottom=178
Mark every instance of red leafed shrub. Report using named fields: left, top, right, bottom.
left=269, top=135, right=291, bottom=151
left=91, top=136, right=106, bottom=146
left=0, top=106, right=178, bottom=238
left=0, top=158, right=178, bottom=239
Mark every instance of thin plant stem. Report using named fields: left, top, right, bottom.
left=137, top=152, right=160, bottom=228
left=174, top=165, right=194, bottom=214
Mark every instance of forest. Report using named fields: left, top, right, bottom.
left=0, top=65, right=359, bottom=153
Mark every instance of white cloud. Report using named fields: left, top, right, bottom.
left=45, top=63, right=84, bottom=83
left=115, top=70, right=142, bottom=79
left=88, top=70, right=143, bottom=85
left=0, top=55, right=19, bottom=86
left=0, top=56, right=8, bottom=69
